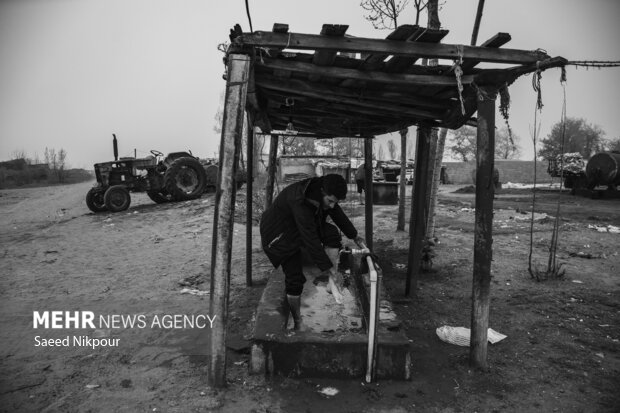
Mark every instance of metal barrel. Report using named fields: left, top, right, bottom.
left=586, top=152, right=620, bottom=186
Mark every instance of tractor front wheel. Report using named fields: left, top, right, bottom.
left=104, top=185, right=131, bottom=212
left=86, top=187, right=107, bottom=213
left=164, top=157, right=207, bottom=201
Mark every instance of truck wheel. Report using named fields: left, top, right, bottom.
left=164, top=157, right=207, bottom=201
left=86, top=187, right=107, bottom=213
left=147, top=190, right=172, bottom=204
left=104, top=185, right=131, bottom=212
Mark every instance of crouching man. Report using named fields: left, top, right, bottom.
left=260, top=174, right=364, bottom=330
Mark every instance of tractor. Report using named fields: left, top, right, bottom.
left=86, top=135, right=207, bottom=213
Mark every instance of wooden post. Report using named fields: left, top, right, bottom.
left=364, top=136, right=374, bottom=251
left=469, top=85, right=497, bottom=370
left=265, top=134, right=278, bottom=209
left=397, top=128, right=407, bottom=231
left=208, top=53, right=250, bottom=387
left=246, top=114, right=254, bottom=287
left=405, top=126, right=431, bottom=297
left=424, top=128, right=438, bottom=236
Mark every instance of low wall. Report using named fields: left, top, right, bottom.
left=442, top=160, right=552, bottom=184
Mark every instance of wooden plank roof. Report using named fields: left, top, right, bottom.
left=229, top=23, right=567, bottom=137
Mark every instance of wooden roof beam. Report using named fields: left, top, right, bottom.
left=384, top=27, right=450, bottom=73
left=257, top=58, right=472, bottom=86
left=460, top=32, right=512, bottom=72
left=310, top=24, right=349, bottom=82
left=261, top=75, right=451, bottom=109
left=256, top=76, right=446, bottom=117
left=236, top=31, right=550, bottom=64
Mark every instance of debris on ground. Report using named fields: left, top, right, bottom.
left=318, top=387, right=340, bottom=397
left=588, top=224, right=620, bottom=234
left=179, top=288, right=209, bottom=296
left=436, top=326, right=507, bottom=346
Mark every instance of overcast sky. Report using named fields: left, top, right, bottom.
left=1, top=0, right=619, bottom=169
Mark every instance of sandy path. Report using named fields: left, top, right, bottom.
left=0, top=182, right=277, bottom=412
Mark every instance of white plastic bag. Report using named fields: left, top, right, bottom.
left=436, top=326, right=507, bottom=346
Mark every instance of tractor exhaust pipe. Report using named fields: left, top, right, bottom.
left=112, top=134, right=118, bottom=161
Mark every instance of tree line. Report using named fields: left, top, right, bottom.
left=0, top=147, right=90, bottom=188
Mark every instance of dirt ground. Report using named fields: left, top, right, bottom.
left=1, top=180, right=618, bottom=412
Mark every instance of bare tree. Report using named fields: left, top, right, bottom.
left=361, top=0, right=409, bottom=30
left=360, top=0, right=431, bottom=233
left=10, top=149, right=28, bottom=162
left=411, top=0, right=429, bottom=25
left=376, top=144, right=386, bottom=161
left=281, top=137, right=317, bottom=156
left=423, top=0, right=441, bottom=239
left=607, top=137, right=620, bottom=152
left=45, top=147, right=57, bottom=172
left=448, top=126, right=477, bottom=162
left=44, top=147, right=68, bottom=183
left=496, top=127, right=522, bottom=159
left=57, top=149, right=67, bottom=183
left=387, top=139, right=398, bottom=159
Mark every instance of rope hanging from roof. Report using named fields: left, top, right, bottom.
left=499, top=83, right=515, bottom=146
left=453, top=44, right=466, bottom=115
left=532, top=62, right=544, bottom=110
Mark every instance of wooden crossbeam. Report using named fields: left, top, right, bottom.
left=362, top=24, right=422, bottom=67
left=257, top=58, right=472, bottom=86
left=310, top=24, right=349, bottom=82
left=384, top=27, right=449, bottom=73
left=341, top=24, right=423, bottom=89
left=256, top=76, right=444, bottom=118
left=460, top=32, right=512, bottom=72
left=262, top=23, right=290, bottom=59
left=266, top=77, right=452, bottom=109
left=236, top=31, right=550, bottom=64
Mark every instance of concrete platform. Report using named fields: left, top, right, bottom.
left=251, top=256, right=411, bottom=380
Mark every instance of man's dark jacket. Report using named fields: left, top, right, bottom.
left=260, top=177, right=357, bottom=271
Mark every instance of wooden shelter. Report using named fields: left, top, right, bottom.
left=207, top=23, right=566, bottom=386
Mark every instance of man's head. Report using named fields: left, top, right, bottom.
left=321, top=174, right=347, bottom=210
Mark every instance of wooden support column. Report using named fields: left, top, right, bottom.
left=363, top=136, right=374, bottom=251
left=469, top=85, right=497, bottom=370
left=397, top=128, right=407, bottom=231
left=424, top=128, right=438, bottom=236
left=405, top=126, right=431, bottom=297
left=265, top=134, right=278, bottom=209
left=208, top=53, right=250, bottom=387
left=246, top=114, right=254, bottom=287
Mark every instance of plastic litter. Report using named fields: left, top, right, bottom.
left=179, top=288, right=209, bottom=296
left=436, top=326, right=507, bottom=347
left=318, top=387, right=339, bottom=397
left=588, top=224, right=620, bottom=234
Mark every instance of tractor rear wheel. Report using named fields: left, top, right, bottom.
left=147, top=190, right=172, bottom=204
left=104, top=185, right=131, bottom=212
left=163, top=157, right=207, bottom=201
left=86, top=187, right=107, bottom=213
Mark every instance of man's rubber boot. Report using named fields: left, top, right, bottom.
left=282, top=290, right=290, bottom=330
left=286, top=294, right=304, bottom=331
left=325, top=247, right=344, bottom=304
